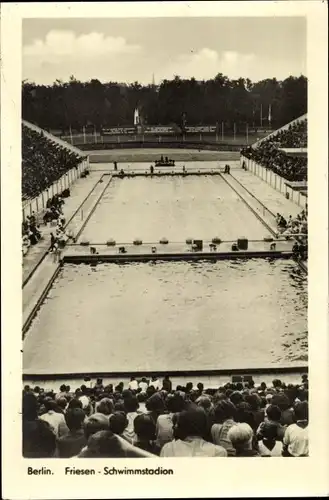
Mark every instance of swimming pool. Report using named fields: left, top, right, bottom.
left=79, top=175, right=268, bottom=244
left=23, top=259, right=307, bottom=375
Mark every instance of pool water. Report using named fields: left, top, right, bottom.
left=23, top=259, right=307, bottom=375
left=80, top=175, right=268, bottom=244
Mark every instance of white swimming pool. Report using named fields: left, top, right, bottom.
left=79, top=175, right=268, bottom=244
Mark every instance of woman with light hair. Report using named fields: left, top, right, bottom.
left=227, top=423, right=259, bottom=457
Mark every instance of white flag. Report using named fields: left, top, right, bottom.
left=134, top=108, right=140, bottom=126
left=268, top=104, right=272, bottom=124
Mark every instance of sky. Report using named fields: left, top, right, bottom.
left=22, top=17, right=307, bottom=85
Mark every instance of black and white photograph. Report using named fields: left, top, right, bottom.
left=1, top=2, right=328, bottom=498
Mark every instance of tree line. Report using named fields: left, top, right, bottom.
left=22, top=73, right=307, bottom=133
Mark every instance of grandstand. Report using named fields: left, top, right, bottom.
left=22, top=115, right=308, bottom=459
left=241, top=114, right=307, bottom=183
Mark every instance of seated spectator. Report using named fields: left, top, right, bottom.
left=162, top=375, right=172, bottom=392
left=133, top=414, right=159, bottom=455
left=138, top=377, right=149, bottom=392
left=128, top=377, right=138, bottom=391
left=95, top=398, right=114, bottom=416
left=227, top=423, right=259, bottom=457
left=211, top=400, right=237, bottom=456
left=23, top=418, right=57, bottom=458
left=149, top=375, right=161, bottom=390
left=160, top=409, right=227, bottom=457
left=258, top=421, right=284, bottom=457
left=271, top=394, right=295, bottom=426
left=156, top=392, right=186, bottom=449
left=257, top=404, right=285, bottom=441
left=56, top=408, right=87, bottom=458
left=122, top=396, right=140, bottom=444
left=136, top=392, right=148, bottom=414
left=109, top=412, right=128, bottom=436
left=282, top=402, right=308, bottom=457
left=39, top=398, right=69, bottom=438
left=146, top=392, right=166, bottom=424
left=80, top=431, right=156, bottom=458
left=77, top=413, right=110, bottom=457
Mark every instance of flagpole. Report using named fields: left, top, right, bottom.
left=94, top=126, right=97, bottom=144
left=233, top=123, right=236, bottom=141
left=69, top=125, right=73, bottom=145
left=246, top=123, right=249, bottom=144
left=222, top=122, right=224, bottom=141
left=260, top=104, right=263, bottom=127
left=83, top=126, right=86, bottom=144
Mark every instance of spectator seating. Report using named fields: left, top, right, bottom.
left=22, top=124, right=84, bottom=200
left=22, top=374, right=309, bottom=458
left=241, top=117, right=307, bottom=182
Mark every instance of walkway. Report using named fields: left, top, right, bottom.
left=23, top=172, right=101, bottom=284
left=231, top=169, right=302, bottom=218
left=23, top=172, right=104, bottom=326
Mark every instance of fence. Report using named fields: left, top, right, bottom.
left=240, top=155, right=307, bottom=209
left=58, top=132, right=270, bottom=148
left=22, top=159, right=89, bottom=222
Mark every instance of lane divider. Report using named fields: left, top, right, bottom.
left=74, top=176, right=113, bottom=241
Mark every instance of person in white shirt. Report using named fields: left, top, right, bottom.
left=282, top=401, right=308, bottom=457
left=138, top=377, right=148, bottom=392
left=160, top=408, right=227, bottom=457
left=257, top=422, right=283, bottom=457
left=149, top=376, right=160, bottom=391
left=128, top=377, right=138, bottom=391
left=122, top=396, right=140, bottom=444
left=39, top=399, right=68, bottom=438
left=156, top=393, right=186, bottom=449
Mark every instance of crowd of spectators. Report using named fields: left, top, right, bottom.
left=22, top=125, right=84, bottom=200
left=241, top=118, right=307, bottom=182
left=22, top=192, right=74, bottom=258
left=23, top=374, right=309, bottom=459
left=268, top=119, right=307, bottom=149
left=276, top=207, right=308, bottom=238
left=275, top=207, right=308, bottom=260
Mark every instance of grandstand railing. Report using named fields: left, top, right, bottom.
left=240, top=155, right=307, bottom=208
left=252, top=114, right=307, bottom=149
